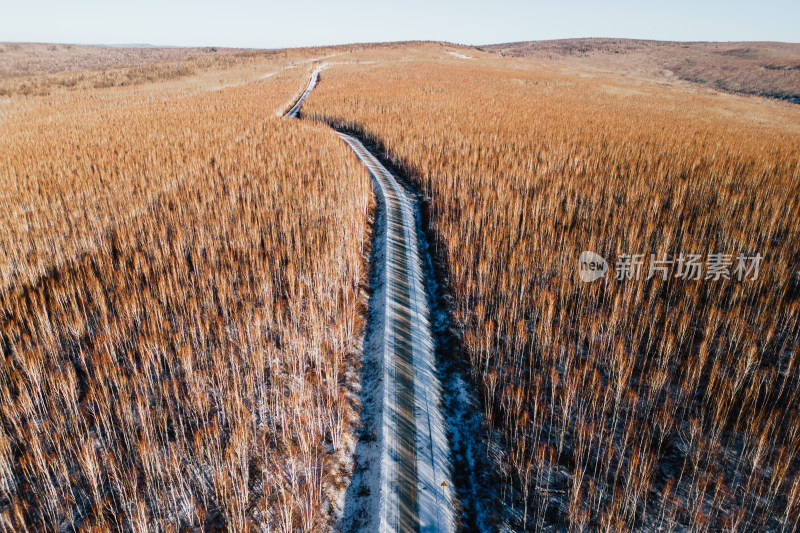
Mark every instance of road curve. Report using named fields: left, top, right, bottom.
left=284, top=67, right=321, bottom=118
left=284, top=69, right=455, bottom=532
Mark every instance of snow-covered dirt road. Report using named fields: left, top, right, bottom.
left=337, top=133, right=455, bottom=533
left=284, top=69, right=455, bottom=532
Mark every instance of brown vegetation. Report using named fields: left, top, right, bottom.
left=4, top=39, right=800, bottom=532
left=0, top=41, right=423, bottom=97
left=0, top=43, right=241, bottom=79
left=305, top=55, right=800, bottom=531
left=0, top=66, right=371, bottom=530
left=486, top=39, right=800, bottom=101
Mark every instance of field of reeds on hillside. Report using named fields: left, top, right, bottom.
left=0, top=65, right=371, bottom=531
left=305, top=57, right=800, bottom=532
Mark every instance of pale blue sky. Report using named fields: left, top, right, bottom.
left=1, top=0, right=798, bottom=48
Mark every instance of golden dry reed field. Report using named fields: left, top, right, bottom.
left=0, top=61, right=371, bottom=530
left=304, top=52, right=800, bottom=531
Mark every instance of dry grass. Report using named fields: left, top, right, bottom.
left=0, top=43, right=246, bottom=79
left=0, top=41, right=435, bottom=98
left=4, top=39, right=800, bottom=531
left=485, top=39, right=800, bottom=102
left=0, top=64, right=371, bottom=530
left=305, top=54, right=800, bottom=531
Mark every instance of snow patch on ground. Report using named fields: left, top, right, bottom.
left=448, top=51, right=474, bottom=60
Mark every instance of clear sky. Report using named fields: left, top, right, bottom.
left=1, top=0, right=798, bottom=48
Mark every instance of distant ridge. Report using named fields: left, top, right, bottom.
left=0, top=42, right=239, bottom=79
left=99, top=43, right=182, bottom=49
left=483, top=38, right=800, bottom=102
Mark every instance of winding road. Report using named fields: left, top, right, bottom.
left=285, top=70, right=455, bottom=533
left=284, top=67, right=321, bottom=118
